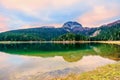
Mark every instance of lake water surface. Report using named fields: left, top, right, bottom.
left=0, top=43, right=120, bottom=80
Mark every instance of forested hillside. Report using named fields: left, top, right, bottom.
left=0, top=28, right=67, bottom=41
left=0, top=20, right=120, bottom=41
left=53, top=33, right=89, bottom=41
left=91, top=20, right=120, bottom=41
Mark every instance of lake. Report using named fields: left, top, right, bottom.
left=0, top=43, right=120, bottom=80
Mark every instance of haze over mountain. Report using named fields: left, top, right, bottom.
left=0, top=20, right=120, bottom=41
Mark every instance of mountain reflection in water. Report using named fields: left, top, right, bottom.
left=0, top=43, right=120, bottom=62
left=0, top=43, right=120, bottom=80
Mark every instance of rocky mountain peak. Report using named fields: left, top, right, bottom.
left=62, top=21, right=84, bottom=33
left=63, top=21, right=83, bottom=29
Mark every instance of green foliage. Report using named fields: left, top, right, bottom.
left=0, top=32, right=44, bottom=41
left=91, top=23, right=120, bottom=41
left=0, top=28, right=67, bottom=41
left=53, top=33, right=89, bottom=41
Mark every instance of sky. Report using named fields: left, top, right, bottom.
left=0, top=0, right=120, bottom=32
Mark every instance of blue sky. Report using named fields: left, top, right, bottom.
left=0, top=0, right=120, bottom=32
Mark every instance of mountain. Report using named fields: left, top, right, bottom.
left=40, top=26, right=55, bottom=28
left=0, top=21, right=86, bottom=41
left=63, top=21, right=84, bottom=33
left=106, top=20, right=120, bottom=27
left=90, top=20, right=120, bottom=40
left=0, top=20, right=120, bottom=41
left=55, top=20, right=120, bottom=41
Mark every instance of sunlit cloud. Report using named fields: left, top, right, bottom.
left=0, top=0, right=120, bottom=32
left=0, top=0, right=80, bottom=16
left=0, top=15, right=10, bottom=32
left=78, top=5, right=120, bottom=27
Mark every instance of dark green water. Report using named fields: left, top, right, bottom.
left=0, top=43, right=120, bottom=62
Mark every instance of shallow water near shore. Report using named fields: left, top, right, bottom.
left=0, top=43, right=120, bottom=80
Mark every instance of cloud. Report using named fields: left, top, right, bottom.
left=0, top=0, right=119, bottom=32
left=0, top=0, right=80, bottom=16
left=0, top=0, right=83, bottom=30
left=78, top=6, right=120, bottom=27
left=0, top=15, right=10, bottom=32
left=0, top=24, right=8, bottom=32
left=78, top=0, right=120, bottom=27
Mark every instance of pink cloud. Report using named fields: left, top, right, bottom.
left=0, top=0, right=119, bottom=29
left=0, top=0, right=80, bottom=16
left=78, top=6, right=120, bottom=27
left=0, top=25, right=9, bottom=32
left=0, top=16, right=9, bottom=32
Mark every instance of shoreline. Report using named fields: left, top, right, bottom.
left=0, top=41, right=120, bottom=45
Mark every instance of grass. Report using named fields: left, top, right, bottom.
left=53, top=62, right=120, bottom=80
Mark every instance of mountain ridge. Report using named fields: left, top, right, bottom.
left=0, top=20, right=120, bottom=41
